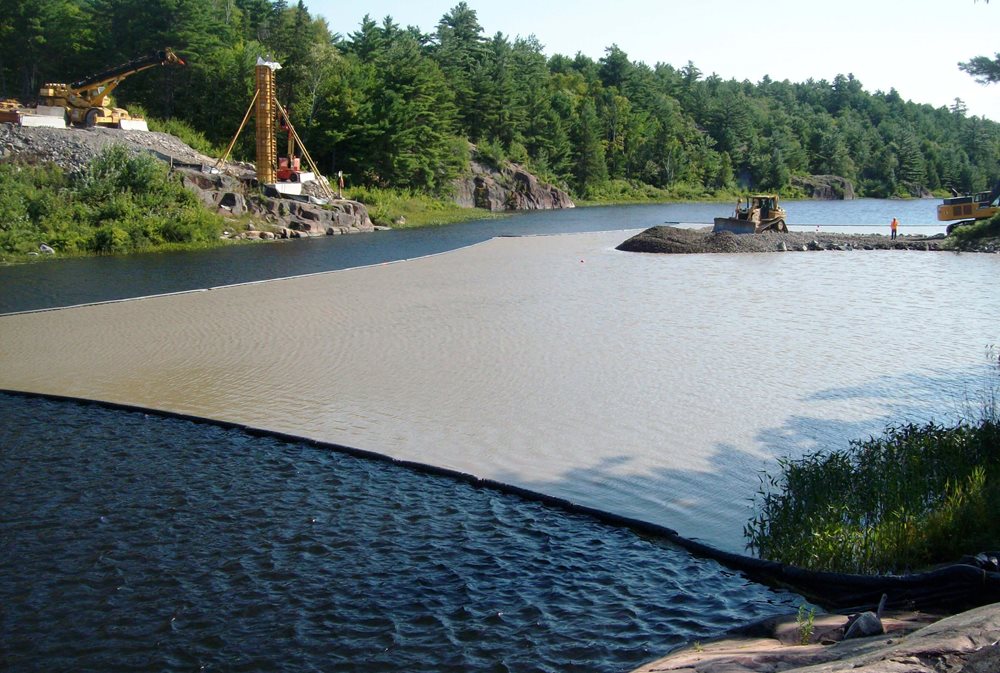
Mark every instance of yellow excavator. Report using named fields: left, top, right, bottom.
left=37, top=48, right=185, bottom=128
left=937, top=180, right=1000, bottom=234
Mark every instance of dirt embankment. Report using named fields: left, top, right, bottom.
left=616, top=226, right=960, bottom=254
left=0, top=123, right=231, bottom=175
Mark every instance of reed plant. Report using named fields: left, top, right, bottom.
left=745, top=362, right=1000, bottom=574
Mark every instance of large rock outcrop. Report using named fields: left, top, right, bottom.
left=453, top=156, right=574, bottom=211
left=791, top=174, right=856, bottom=200
left=178, top=169, right=374, bottom=238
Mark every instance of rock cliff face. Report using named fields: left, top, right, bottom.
left=453, top=157, right=574, bottom=211
left=791, top=174, right=856, bottom=200
left=179, top=169, right=374, bottom=238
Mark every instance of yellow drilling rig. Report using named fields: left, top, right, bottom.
left=216, top=57, right=334, bottom=199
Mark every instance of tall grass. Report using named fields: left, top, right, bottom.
left=348, top=186, right=499, bottom=228
left=745, top=359, right=1000, bottom=574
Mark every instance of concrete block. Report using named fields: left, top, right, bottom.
left=34, top=105, right=66, bottom=117
left=19, top=113, right=66, bottom=128
left=118, top=118, right=149, bottom=131
left=270, top=182, right=303, bottom=196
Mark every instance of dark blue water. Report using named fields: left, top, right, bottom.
left=0, top=393, right=801, bottom=672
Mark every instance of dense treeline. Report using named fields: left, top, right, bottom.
left=4, top=0, right=1000, bottom=200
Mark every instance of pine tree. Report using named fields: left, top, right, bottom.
left=351, top=24, right=459, bottom=191
left=432, top=2, right=488, bottom=140
left=895, top=131, right=926, bottom=191
left=572, top=98, right=608, bottom=196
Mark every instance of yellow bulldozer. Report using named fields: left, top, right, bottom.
left=37, top=48, right=185, bottom=128
left=713, top=194, right=789, bottom=234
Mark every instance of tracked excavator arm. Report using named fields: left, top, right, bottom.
left=938, top=178, right=1000, bottom=234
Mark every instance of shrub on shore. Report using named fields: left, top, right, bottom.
left=0, top=145, right=225, bottom=259
left=746, top=361, right=1000, bottom=575
left=948, top=211, right=1000, bottom=247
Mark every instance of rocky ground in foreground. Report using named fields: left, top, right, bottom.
left=618, top=225, right=1000, bottom=254
left=633, top=603, right=1000, bottom=673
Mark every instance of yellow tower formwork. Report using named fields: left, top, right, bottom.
left=254, top=63, right=277, bottom=185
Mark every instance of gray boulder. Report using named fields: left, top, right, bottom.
left=791, top=174, right=856, bottom=200
left=844, top=593, right=888, bottom=640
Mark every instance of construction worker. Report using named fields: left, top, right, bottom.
left=890, top=217, right=899, bottom=240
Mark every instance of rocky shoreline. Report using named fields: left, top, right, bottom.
left=0, top=124, right=375, bottom=239
left=631, top=603, right=1000, bottom=673
left=616, top=225, right=968, bottom=255
left=452, top=155, right=574, bottom=211
left=1, top=126, right=576, bottom=243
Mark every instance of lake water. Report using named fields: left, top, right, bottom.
left=0, top=198, right=944, bottom=315
left=2, top=198, right=996, bottom=672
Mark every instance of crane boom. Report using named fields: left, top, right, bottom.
left=69, top=49, right=185, bottom=105
left=38, top=48, right=185, bottom=128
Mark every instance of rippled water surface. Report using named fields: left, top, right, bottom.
left=1, top=394, right=800, bottom=672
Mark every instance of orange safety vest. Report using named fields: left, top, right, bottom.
left=891, top=218, right=898, bottom=231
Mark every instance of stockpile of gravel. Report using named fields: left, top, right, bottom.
left=617, top=225, right=952, bottom=254
left=0, top=124, right=241, bottom=177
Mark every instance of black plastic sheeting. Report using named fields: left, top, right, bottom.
left=5, top=389, right=999, bottom=614
left=662, top=536, right=1000, bottom=613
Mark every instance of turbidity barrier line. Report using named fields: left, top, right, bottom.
left=1, top=229, right=649, bottom=318
left=0, top=387, right=685, bottom=539
left=0, top=228, right=648, bottom=318
left=0, top=239, right=500, bottom=318
left=4, top=387, right=998, bottom=613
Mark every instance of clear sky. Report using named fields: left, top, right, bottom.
left=306, top=0, right=999, bottom=121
